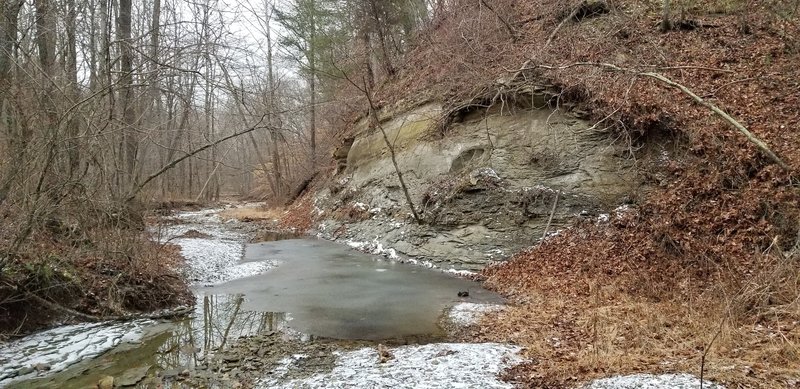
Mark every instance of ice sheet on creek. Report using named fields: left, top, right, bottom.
left=257, top=342, right=523, bottom=389
left=208, top=238, right=505, bottom=340
left=0, top=319, right=153, bottom=384
left=151, top=208, right=276, bottom=286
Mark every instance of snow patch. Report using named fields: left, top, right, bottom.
left=581, top=373, right=725, bottom=389
left=445, top=268, right=478, bottom=277
left=448, top=303, right=505, bottom=327
left=614, top=204, right=635, bottom=219
left=257, top=343, right=522, bottom=389
left=0, top=319, right=152, bottom=384
left=153, top=210, right=275, bottom=286
left=345, top=238, right=401, bottom=260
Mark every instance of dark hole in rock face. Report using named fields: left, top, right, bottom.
left=450, top=148, right=486, bottom=173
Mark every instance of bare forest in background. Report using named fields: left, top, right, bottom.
left=0, top=0, right=434, bottom=333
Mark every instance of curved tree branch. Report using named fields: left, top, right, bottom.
left=525, top=61, right=791, bottom=172
left=126, top=114, right=273, bottom=202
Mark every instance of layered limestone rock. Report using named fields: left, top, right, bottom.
left=317, top=99, right=662, bottom=269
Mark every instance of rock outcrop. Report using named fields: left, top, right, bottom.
left=316, top=98, right=666, bottom=269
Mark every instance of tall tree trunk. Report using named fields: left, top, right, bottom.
left=34, top=0, right=57, bottom=126
left=661, top=0, right=671, bottom=32
left=265, top=0, right=282, bottom=199
left=148, top=0, right=162, bottom=112
left=361, top=26, right=375, bottom=91
left=65, top=0, right=81, bottom=176
left=88, top=0, right=98, bottom=91
left=118, top=0, right=137, bottom=192
left=0, top=0, right=25, bottom=206
left=368, top=0, right=395, bottom=77
left=309, top=2, right=317, bottom=170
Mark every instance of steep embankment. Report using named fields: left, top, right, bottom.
left=0, top=209, right=193, bottom=338
left=281, top=1, right=799, bottom=387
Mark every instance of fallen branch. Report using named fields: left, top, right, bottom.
left=546, top=8, right=580, bottom=48
left=526, top=61, right=791, bottom=172
left=28, top=292, right=193, bottom=324
left=28, top=293, right=102, bottom=322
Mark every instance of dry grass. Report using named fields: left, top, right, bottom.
left=478, top=247, right=800, bottom=388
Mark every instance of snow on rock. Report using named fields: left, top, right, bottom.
left=448, top=303, right=506, bottom=327
left=581, top=373, right=725, bottom=389
left=346, top=238, right=400, bottom=260
left=444, top=268, right=478, bottom=277
left=257, top=343, right=523, bottom=389
left=0, top=319, right=152, bottom=384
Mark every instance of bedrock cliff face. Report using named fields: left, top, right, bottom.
left=314, top=100, right=666, bottom=270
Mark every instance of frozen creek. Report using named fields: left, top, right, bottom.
left=0, top=205, right=521, bottom=388
left=0, top=204, right=725, bottom=388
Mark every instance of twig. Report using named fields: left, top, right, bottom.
left=700, top=317, right=726, bottom=389
left=363, top=79, right=423, bottom=224
left=643, top=65, right=735, bottom=73
left=479, top=0, right=518, bottom=41
left=541, top=190, right=561, bottom=240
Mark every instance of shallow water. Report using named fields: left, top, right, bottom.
left=211, top=238, right=502, bottom=340
left=0, top=207, right=502, bottom=388
left=2, top=294, right=291, bottom=388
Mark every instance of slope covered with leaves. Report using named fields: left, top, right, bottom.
left=319, top=0, right=800, bottom=387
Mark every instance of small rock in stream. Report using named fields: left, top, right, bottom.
left=116, top=365, right=150, bottom=387
left=97, top=375, right=114, bottom=389
left=33, top=363, right=51, bottom=372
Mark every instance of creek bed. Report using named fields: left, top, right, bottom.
left=0, top=205, right=521, bottom=388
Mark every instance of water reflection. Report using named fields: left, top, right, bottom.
left=8, top=293, right=287, bottom=389
left=157, top=294, right=292, bottom=370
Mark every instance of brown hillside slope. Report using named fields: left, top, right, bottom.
left=334, top=0, right=800, bottom=387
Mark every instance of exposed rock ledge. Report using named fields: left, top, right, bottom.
left=314, top=100, right=671, bottom=269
